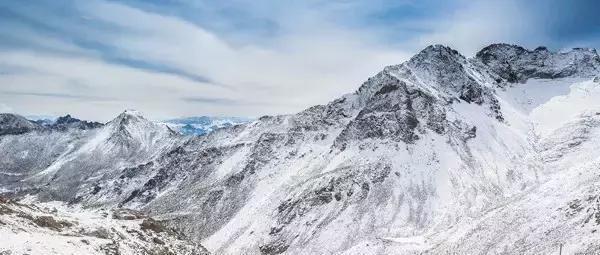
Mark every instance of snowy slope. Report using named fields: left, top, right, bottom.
left=1, top=43, right=599, bottom=254
left=417, top=78, right=600, bottom=254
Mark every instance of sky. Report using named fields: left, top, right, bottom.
left=0, top=0, right=599, bottom=121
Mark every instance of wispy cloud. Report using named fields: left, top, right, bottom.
left=0, top=0, right=598, bottom=121
left=0, top=90, right=115, bottom=101
left=181, top=96, right=239, bottom=105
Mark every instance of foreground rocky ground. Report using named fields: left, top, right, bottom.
left=0, top=196, right=209, bottom=255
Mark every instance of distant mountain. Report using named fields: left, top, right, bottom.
left=0, top=113, right=103, bottom=136
left=0, top=113, right=41, bottom=136
left=2, top=43, right=600, bottom=254
left=48, top=114, right=104, bottom=131
left=161, top=116, right=252, bottom=136
left=25, top=115, right=57, bottom=126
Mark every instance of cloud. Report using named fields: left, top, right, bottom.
left=411, top=1, right=531, bottom=55
left=181, top=96, right=240, bottom=105
left=410, top=0, right=600, bottom=55
left=0, top=90, right=116, bottom=101
left=0, top=0, right=597, bottom=121
left=0, top=0, right=410, bottom=121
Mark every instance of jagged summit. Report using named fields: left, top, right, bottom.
left=407, top=44, right=491, bottom=103
left=354, top=43, right=500, bottom=126
left=107, top=109, right=172, bottom=133
left=51, top=114, right=103, bottom=131
left=110, top=109, right=147, bottom=126
left=121, top=109, right=145, bottom=118
left=408, top=44, right=465, bottom=65
left=106, top=110, right=169, bottom=135
left=357, top=42, right=599, bottom=109
left=54, top=114, right=79, bottom=125
left=356, top=44, right=474, bottom=103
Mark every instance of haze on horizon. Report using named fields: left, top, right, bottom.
left=0, top=0, right=599, bottom=121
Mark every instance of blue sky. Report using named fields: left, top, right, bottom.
left=0, top=0, right=599, bottom=121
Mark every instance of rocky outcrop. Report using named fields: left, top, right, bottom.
left=476, top=43, right=600, bottom=83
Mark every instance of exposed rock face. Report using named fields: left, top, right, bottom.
left=335, top=45, right=499, bottom=150
left=407, top=45, right=488, bottom=104
left=476, top=43, right=600, bottom=83
left=334, top=72, right=444, bottom=148
left=1, top=43, right=600, bottom=254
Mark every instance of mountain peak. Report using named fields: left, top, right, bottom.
left=409, top=44, right=465, bottom=66
left=122, top=109, right=144, bottom=116
left=118, top=109, right=145, bottom=119
left=401, top=44, right=492, bottom=104
left=54, top=114, right=78, bottom=125
left=477, top=43, right=528, bottom=56
left=421, top=44, right=460, bottom=54
left=110, top=109, right=148, bottom=127
left=103, top=109, right=176, bottom=147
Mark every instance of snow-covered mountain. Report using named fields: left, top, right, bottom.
left=0, top=113, right=41, bottom=136
left=1, top=43, right=600, bottom=254
left=161, top=116, right=252, bottom=136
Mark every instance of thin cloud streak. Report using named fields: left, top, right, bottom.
left=181, top=96, right=239, bottom=105
left=0, top=90, right=117, bottom=101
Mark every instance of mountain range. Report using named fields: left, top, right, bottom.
left=1, top=43, right=600, bottom=254
left=161, top=116, right=252, bottom=136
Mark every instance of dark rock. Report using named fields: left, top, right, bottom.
left=33, top=215, right=73, bottom=231
left=476, top=43, right=600, bottom=83
left=152, top=237, right=165, bottom=245
left=86, top=227, right=111, bottom=239
left=112, top=208, right=146, bottom=220
left=140, top=218, right=170, bottom=234
left=259, top=241, right=289, bottom=255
